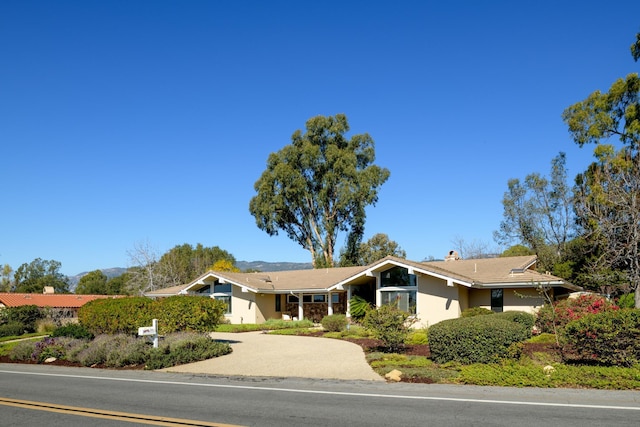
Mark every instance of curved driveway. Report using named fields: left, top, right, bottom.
left=161, top=331, right=383, bottom=381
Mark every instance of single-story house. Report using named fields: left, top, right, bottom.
left=0, top=293, right=119, bottom=321
left=145, top=254, right=581, bottom=328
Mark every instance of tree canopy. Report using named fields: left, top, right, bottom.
left=340, top=233, right=406, bottom=266
left=249, top=114, right=390, bottom=268
left=13, top=258, right=69, bottom=293
left=126, top=242, right=237, bottom=294
left=494, top=153, right=574, bottom=271
left=562, top=31, right=640, bottom=307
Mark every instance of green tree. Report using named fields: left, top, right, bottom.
left=500, top=244, right=535, bottom=257
left=340, top=233, right=406, bottom=266
left=1, top=264, right=13, bottom=292
left=126, top=241, right=237, bottom=294
left=13, top=258, right=69, bottom=293
left=158, top=243, right=236, bottom=283
left=249, top=114, right=390, bottom=268
left=494, top=153, right=574, bottom=271
left=562, top=31, right=640, bottom=307
left=75, top=270, right=108, bottom=294
left=105, top=273, right=129, bottom=295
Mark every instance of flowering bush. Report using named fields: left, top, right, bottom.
left=562, top=309, right=640, bottom=367
left=535, top=294, right=618, bottom=334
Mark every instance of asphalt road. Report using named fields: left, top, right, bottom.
left=1, top=364, right=639, bottom=426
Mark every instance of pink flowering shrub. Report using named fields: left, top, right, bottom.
left=562, top=309, right=640, bottom=366
left=535, top=294, right=618, bottom=334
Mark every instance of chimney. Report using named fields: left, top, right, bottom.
left=445, top=250, right=460, bottom=261
left=43, top=286, right=55, bottom=294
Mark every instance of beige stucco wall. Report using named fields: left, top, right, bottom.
left=469, top=288, right=544, bottom=314
left=414, top=275, right=462, bottom=328
left=221, top=287, right=257, bottom=324
left=255, top=293, right=281, bottom=323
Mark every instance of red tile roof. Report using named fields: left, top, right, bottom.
left=0, top=293, right=118, bottom=309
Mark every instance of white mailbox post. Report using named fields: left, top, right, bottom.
left=138, top=319, right=159, bottom=348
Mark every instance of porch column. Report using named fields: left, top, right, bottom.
left=327, top=291, right=333, bottom=315
left=297, top=292, right=304, bottom=320
left=346, top=286, right=352, bottom=318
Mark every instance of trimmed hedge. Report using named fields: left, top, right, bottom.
left=79, top=296, right=227, bottom=335
left=429, top=315, right=530, bottom=364
left=461, top=307, right=494, bottom=318
left=79, top=297, right=154, bottom=334
left=494, top=311, right=535, bottom=330
left=562, top=309, right=640, bottom=367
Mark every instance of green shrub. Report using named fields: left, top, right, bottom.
left=79, top=297, right=154, bottom=335
left=0, top=322, right=27, bottom=338
left=4, top=305, right=43, bottom=333
left=145, top=333, right=232, bottom=370
left=429, top=315, right=530, bottom=364
left=617, top=293, right=636, bottom=309
left=406, top=327, right=428, bottom=345
left=461, top=307, right=494, bottom=317
left=154, top=296, right=226, bottom=333
left=362, top=304, right=415, bottom=352
left=562, top=309, right=640, bottom=367
left=79, top=296, right=226, bottom=335
left=494, top=311, right=535, bottom=331
left=321, top=314, right=347, bottom=332
left=535, top=294, right=618, bottom=334
left=51, top=323, right=95, bottom=340
left=348, top=296, right=371, bottom=320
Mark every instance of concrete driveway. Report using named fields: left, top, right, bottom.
left=160, top=331, right=383, bottom=381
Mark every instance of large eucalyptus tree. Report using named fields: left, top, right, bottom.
left=249, top=114, right=390, bottom=268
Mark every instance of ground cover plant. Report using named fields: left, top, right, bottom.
left=3, top=332, right=231, bottom=369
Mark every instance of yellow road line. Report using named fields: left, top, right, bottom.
left=0, top=397, right=245, bottom=427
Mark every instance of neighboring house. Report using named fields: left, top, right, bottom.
left=145, top=254, right=581, bottom=328
left=0, top=293, right=118, bottom=321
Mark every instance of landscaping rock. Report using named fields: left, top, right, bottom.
left=44, top=357, right=57, bottom=363
left=385, top=369, right=403, bottom=382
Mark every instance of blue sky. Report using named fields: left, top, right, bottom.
left=1, top=1, right=639, bottom=276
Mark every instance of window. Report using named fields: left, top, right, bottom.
left=381, top=267, right=417, bottom=287
left=193, top=284, right=212, bottom=294
left=286, top=294, right=332, bottom=303
left=331, top=293, right=340, bottom=304
left=380, top=267, right=417, bottom=314
left=217, top=295, right=232, bottom=314
left=214, top=281, right=232, bottom=315
left=381, top=291, right=416, bottom=314
left=275, top=294, right=281, bottom=312
left=491, top=289, right=503, bottom=313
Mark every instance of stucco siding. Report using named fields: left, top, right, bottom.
left=223, top=287, right=257, bottom=324
left=415, top=275, right=461, bottom=328
left=255, top=293, right=280, bottom=322
left=469, top=288, right=544, bottom=314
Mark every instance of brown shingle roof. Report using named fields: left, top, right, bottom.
left=0, top=293, right=117, bottom=309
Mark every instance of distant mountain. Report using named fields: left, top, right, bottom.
left=67, top=262, right=311, bottom=291
left=236, top=260, right=313, bottom=272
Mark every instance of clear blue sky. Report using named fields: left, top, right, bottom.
left=2, top=1, right=639, bottom=275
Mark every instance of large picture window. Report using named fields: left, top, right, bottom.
left=380, top=291, right=416, bottom=314
left=380, top=267, right=417, bottom=314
